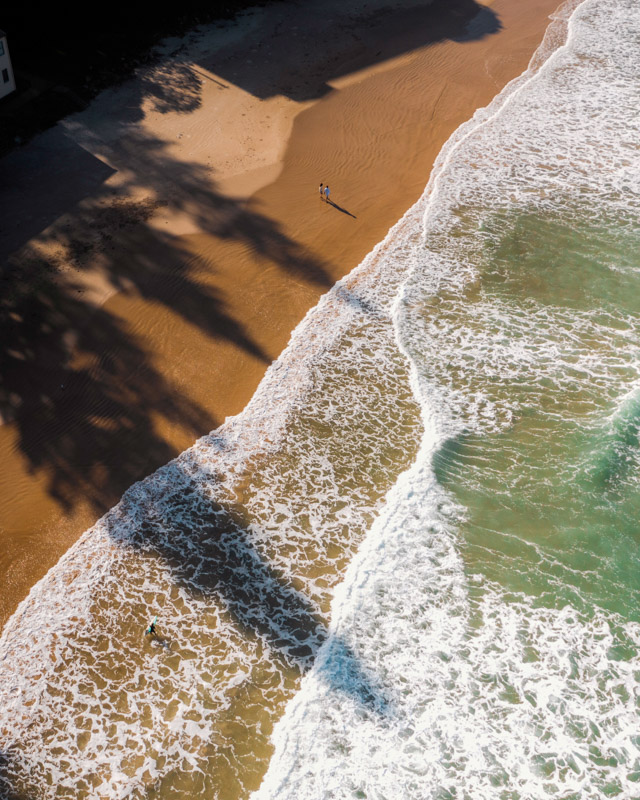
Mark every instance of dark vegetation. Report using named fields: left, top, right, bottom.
left=0, top=1, right=266, bottom=155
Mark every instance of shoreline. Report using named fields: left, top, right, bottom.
left=0, top=0, right=563, bottom=632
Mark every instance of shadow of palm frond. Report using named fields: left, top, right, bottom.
left=1, top=123, right=331, bottom=513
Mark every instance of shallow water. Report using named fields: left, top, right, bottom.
left=2, top=0, right=640, bottom=797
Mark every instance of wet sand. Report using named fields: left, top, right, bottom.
left=0, top=0, right=562, bottom=631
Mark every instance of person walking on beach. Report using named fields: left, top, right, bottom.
left=319, top=182, right=324, bottom=200
left=324, top=184, right=330, bottom=203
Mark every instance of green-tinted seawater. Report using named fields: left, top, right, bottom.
left=430, top=205, right=640, bottom=620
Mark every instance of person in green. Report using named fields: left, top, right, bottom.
left=145, top=616, right=158, bottom=636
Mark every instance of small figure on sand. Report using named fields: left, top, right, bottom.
left=145, top=615, right=158, bottom=636
left=324, top=185, right=331, bottom=203
left=319, top=182, right=324, bottom=200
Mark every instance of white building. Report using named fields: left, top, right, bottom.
left=0, top=30, right=16, bottom=100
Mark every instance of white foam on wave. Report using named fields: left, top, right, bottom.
left=253, top=458, right=640, bottom=799
left=253, top=0, right=640, bottom=797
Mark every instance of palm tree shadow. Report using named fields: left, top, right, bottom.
left=1, top=124, right=333, bottom=517
left=1, top=0, right=501, bottom=157
left=0, top=0, right=504, bottom=522
left=113, top=459, right=391, bottom=716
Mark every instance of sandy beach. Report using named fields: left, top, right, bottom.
left=0, top=0, right=562, bottom=632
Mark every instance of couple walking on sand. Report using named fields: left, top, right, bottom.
left=319, top=182, right=331, bottom=203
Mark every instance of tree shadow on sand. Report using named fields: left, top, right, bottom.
left=0, top=124, right=333, bottom=516
left=114, top=457, right=391, bottom=717
left=0, top=750, right=32, bottom=800
left=197, top=0, right=501, bottom=104
left=1, top=459, right=391, bottom=795
left=1, top=0, right=500, bottom=158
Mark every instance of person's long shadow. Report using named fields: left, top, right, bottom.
left=327, top=199, right=357, bottom=219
